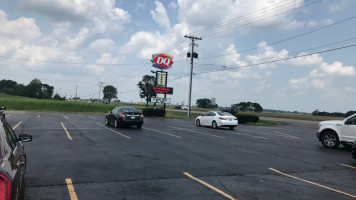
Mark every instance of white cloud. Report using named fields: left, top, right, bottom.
left=223, top=44, right=247, bottom=66
left=150, top=1, right=171, bottom=31
left=329, top=0, right=350, bottom=12
left=89, top=39, right=115, bottom=52
left=289, top=53, right=323, bottom=67
left=0, top=10, right=41, bottom=40
left=168, top=2, right=178, bottom=9
left=320, top=61, right=356, bottom=76
left=289, top=77, right=330, bottom=90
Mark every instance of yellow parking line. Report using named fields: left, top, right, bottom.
left=143, top=127, right=182, bottom=138
left=341, top=164, right=356, bottom=170
left=183, top=172, right=237, bottom=200
left=215, top=129, right=267, bottom=140
left=13, top=121, right=22, bottom=130
left=37, top=115, right=40, bottom=118
left=6, top=114, right=12, bottom=117
left=61, top=122, right=73, bottom=140
left=96, top=123, right=131, bottom=139
left=64, top=116, right=69, bottom=119
left=66, top=178, right=78, bottom=200
left=269, top=168, right=356, bottom=198
left=168, top=126, right=225, bottom=139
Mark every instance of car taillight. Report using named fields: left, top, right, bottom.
left=0, top=174, right=11, bottom=200
left=219, top=117, right=227, bottom=120
left=140, top=114, right=144, bottom=118
left=234, top=118, right=238, bottom=120
left=120, top=114, right=125, bottom=118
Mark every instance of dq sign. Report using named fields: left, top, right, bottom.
left=152, top=54, right=174, bottom=70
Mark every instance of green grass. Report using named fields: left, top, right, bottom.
left=165, top=110, right=201, bottom=119
left=253, top=112, right=344, bottom=121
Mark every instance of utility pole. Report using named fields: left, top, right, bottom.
left=98, top=82, right=105, bottom=99
left=75, top=85, right=78, bottom=98
left=184, top=35, right=202, bottom=118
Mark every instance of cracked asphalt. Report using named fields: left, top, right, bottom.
left=5, top=111, right=356, bottom=200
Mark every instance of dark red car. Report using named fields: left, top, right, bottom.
left=0, top=108, right=32, bottom=200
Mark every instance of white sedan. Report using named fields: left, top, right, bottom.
left=195, top=111, right=238, bottom=129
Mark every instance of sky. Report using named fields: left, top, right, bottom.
left=0, top=0, right=356, bottom=113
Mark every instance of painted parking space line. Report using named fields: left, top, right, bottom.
left=239, top=129, right=299, bottom=139
left=168, top=126, right=225, bottom=139
left=183, top=172, right=237, bottom=200
left=64, top=115, right=69, bottom=119
left=215, top=129, right=268, bottom=140
left=37, top=115, right=40, bottom=118
left=6, top=114, right=12, bottom=117
left=143, top=127, right=182, bottom=138
left=61, top=122, right=73, bottom=140
left=269, top=168, right=356, bottom=199
left=88, top=117, right=96, bottom=120
left=96, top=123, right=131, bottom=139
left=13, top=121, right=22, bottom=130
left=340, top=164, right=356, bottom=170
left=66, top=178, right=79, bottom=200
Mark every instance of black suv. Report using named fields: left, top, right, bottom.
left=105, top=107, right=144, bottom=128
left=0, top=107, right=32, bottom=200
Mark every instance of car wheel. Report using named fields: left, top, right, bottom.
left=114, top=119, right=119, bottom=128
left=196, top=119, right=201, bottom=127
left=229, top=126, right=235, bottom=130
left=105, top=117, right=109, bottom=125
left=321, top=131, right=340, bottom=149
left=212, top=121, right=218, bottom=129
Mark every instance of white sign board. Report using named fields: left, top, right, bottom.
left=151, top=97, right=171, bottom=104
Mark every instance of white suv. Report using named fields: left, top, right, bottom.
left=316, top=114, right=356, bottom=149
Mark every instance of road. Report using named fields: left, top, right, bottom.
left=5, top=111, right=356, bottom=200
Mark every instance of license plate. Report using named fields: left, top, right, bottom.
left=131, top=116, right=135, bottom=119
left=229, top=119, right=232, bottom=121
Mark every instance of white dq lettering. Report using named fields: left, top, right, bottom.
left=156, top=57, right=171, bottom=66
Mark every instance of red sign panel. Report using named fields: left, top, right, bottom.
left=152, top=54, right=174, bottom=70
left=151, top=86, right=173, bottom=95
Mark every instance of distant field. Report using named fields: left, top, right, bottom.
left=0, top=93, right=345, bottom=121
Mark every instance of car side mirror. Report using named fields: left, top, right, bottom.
left=18, top=134, right=32, bottom=142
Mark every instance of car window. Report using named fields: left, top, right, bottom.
left=121, top=107, right=139, bottom=113
left=349, top=115, right=356, bottom=125
left=3, top=122, right=16, bottom=150
left=202, top=112, right=209, bottom=116
left=112, top=108, right=117, bottom=114
left=217, top=112, right=233, bottom=116
left=208, top=112, right=216, bottom=116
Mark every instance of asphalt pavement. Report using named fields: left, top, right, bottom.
left=5, top=111, right=356, bottom=200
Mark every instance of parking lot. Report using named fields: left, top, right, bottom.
left=5, top=111, right=356, bottom=200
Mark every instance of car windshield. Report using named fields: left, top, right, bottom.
left=121, top=107, right=139, bottom=113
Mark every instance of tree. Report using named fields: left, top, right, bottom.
left=196, top=98, right=211, bottom=108
left=137, top=75, right=156, bottom=106
left=53, top=94, right=65, bottom=100
left=26, top=78, right=43, bottom=98
left=42, top=84, right=54, bottom=99
left=103, top=85, right=117, bottom=103
left=232, top=102, right=263, bottom=112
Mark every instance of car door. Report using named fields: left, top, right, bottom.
left=3, top=122, right=25, bottom=199
left=207, top=112, right=216, bottom=126
left=342, top=115, right=356, bottom=142
left=200, top=112, right=209, bottom=125
left=108, top=108, right=117, bottom=123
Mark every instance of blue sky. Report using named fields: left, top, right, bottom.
left=0, top=0, right=355, bottom=113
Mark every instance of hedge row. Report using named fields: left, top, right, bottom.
left=142, top=108, right=165, bottom=117
left=234, top=113, right=259, bottom=124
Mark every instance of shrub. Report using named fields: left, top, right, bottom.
left=142, top=108, right=165, bottom=117
left=235, top=113, right=259, bottom=124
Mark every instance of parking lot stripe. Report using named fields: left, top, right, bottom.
left=168, top=126, right=225, bottom=139
left=215, top=129, right=268, bottom=140
left=6, top=114, right=12, bottom=117
left=340, top=164, right=356, bottom=170
left=96, top=123, right=131, bottom=139
left=269, top=168, right=356, bottom=198
left=37, top=115, right=40, bottom=118
left=13, top=121, right=22, bottom=130
left=66, top=178, right=78, bottom=200
left=239, top=129, right=299, bottom=139
left=183, top=172, right=237, bottom=200
left=65, top=115, right=69, bottom=119
left=61, top=122, right=73, bottom=140
left=143, top=127, right=182, bottom=138
left=88, top=117, right=96, bottom=120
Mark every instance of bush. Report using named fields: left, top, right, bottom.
left=235, top=113, right=259, bottom=124
left=142, top=108, right=165, bottom=117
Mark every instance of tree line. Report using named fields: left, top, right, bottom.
left=312, top=109, right=356, bottom=117
left=0, top=78, right=65, bottom=100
